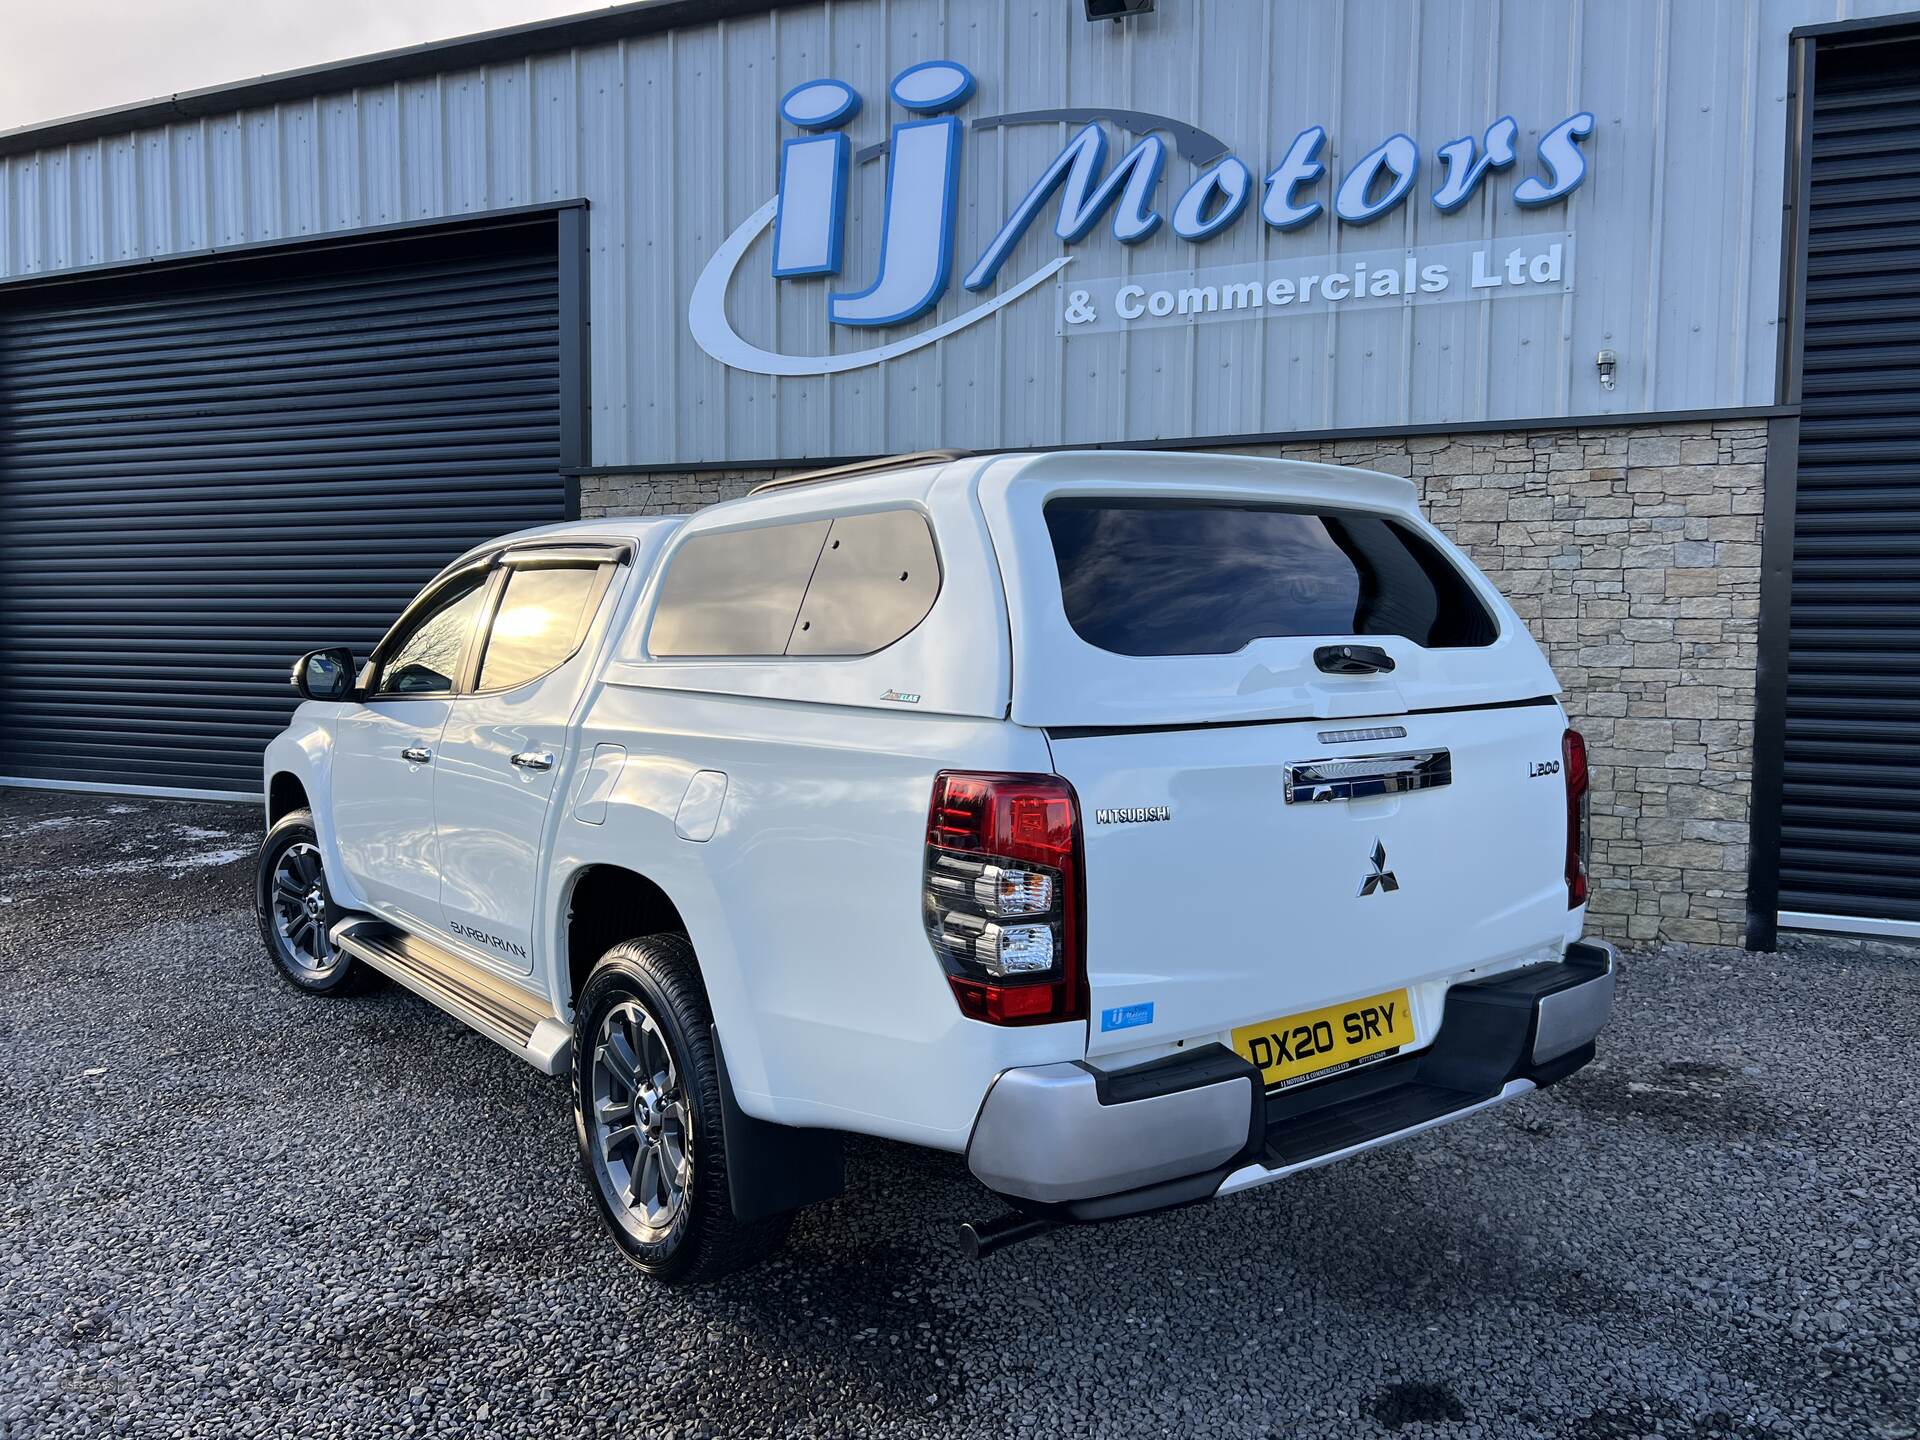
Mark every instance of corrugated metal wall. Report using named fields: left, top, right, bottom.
left=1778, top=29, right=1920, bottom=930
left=0, top=0, right=1913, bottom=467
left=0, top=219, right=567, bottom=795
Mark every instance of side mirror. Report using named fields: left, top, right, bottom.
left=293, top=648, right=357, bottom=702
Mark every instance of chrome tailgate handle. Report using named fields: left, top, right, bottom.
left=1285, top=749, right=1452, bottom=804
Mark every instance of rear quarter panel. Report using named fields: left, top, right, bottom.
left=550, top=686, right=1082, bottom=1152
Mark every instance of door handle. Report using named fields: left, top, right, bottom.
left=511, top=750, right=556, bottom=772
left=400, top=746, right=433, bottom=764
left=1284, top=749, right=1451, bottom=804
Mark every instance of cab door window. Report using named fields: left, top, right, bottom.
left=371, top=573, right=489, bottom=697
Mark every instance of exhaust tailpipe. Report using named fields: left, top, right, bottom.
left=956, top=1211, right=1056, bottom=1259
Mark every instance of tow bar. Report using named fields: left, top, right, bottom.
left=956, top=1211, right=1056, bottom=1259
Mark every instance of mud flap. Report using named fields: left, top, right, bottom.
left=711, top=1026, right=845, bottom=1223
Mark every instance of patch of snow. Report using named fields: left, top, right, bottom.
left=168, top=847, right=251, bottom=870
left=172, top=826, right=233, bottom=842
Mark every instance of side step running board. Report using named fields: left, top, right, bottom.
left=331, top=918, right=572, bottom=1076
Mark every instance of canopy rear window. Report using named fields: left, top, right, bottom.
left=1044, top=497, right=1497, bottom=657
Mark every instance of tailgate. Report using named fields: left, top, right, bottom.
left=973, top=452, right=1576, bottom=1059
left=1053, top=703, right=1577, bottom=1055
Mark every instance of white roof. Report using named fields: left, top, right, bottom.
left=593, top=449, right=1421, bottom=536
left=987, top=449, right=1421, bottom=516
left=450, top=450, right=1420, bottom=579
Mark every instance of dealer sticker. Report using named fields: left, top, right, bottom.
left=1100, top=1002, right=1155, bottom=1033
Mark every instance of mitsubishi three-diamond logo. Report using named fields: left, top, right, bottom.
left=1358, top=839, right=1400, bottom=898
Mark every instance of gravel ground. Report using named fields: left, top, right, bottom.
left=1, top=787, right=1916, bottom=1440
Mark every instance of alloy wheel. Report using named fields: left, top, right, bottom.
left=269, top=841, right=341, bottom=982
left=589, top=1000, right=694, bottom=1243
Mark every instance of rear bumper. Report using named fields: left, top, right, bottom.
left=965, top=939, right=1616, bottom=1218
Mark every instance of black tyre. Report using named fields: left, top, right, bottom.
left=255, top=808, right=357, bottom=994
left=572, top=934, right=792, bottom=1282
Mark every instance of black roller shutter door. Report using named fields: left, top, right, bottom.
left=1783, top=37, right=1920, bottom=927
left=0, top=217, right=569, bottom=796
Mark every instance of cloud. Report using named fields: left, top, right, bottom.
left=0, top=0, right=602, bottom=133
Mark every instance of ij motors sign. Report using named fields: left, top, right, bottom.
left=689, top=60, right=1593, bottom=377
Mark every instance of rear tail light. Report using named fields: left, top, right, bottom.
left=923, top=771, right=1086, bottom=1025
left=1563, top=727, right=1590, bottom=908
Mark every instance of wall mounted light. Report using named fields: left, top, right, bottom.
left=1086, top=0, right=1156, bottom=21
left=1596, top=348, right=1617, bottom=391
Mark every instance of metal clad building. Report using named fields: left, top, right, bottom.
left=0, top=0, right=1916, bottom=951
left=0, top=0, right=1854, bottom=460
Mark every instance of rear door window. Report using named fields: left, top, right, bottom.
left=476, top=564, right=607, bottom=692
left=1044, top=498, right=1496, bottom=657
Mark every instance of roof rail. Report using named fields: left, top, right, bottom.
left=747, top=449, right=970, bottom=495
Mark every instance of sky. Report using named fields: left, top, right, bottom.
left=0, top=0, right=606, bottom=132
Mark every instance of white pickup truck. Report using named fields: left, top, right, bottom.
left=260, top=448, right=1614, bottom=1281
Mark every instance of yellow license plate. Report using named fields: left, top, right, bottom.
left=1231, top=988, right=1415, bottom=1090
